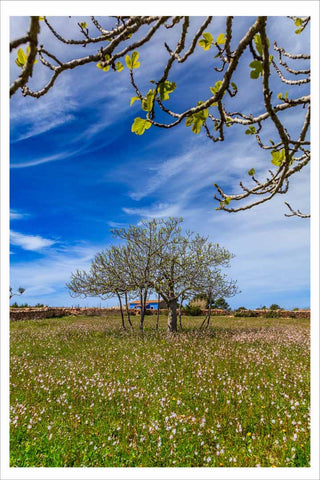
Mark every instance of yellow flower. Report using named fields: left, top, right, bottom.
left=271, top=465, right=277, bottom=468
left=247, top=432, right=252, bottom=436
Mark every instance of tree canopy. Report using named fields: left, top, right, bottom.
left=10, top=16, right=310, bottom=217
left=67, top=217, right=238, bottom=332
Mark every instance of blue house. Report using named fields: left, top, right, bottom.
left=128, top=299, right=166, bottom=310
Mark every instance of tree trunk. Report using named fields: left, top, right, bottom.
left=117, top=293, right=126, bottom=330
left=206, top=293, right=213, bottom=328
left=178, top=302, right=183, bottom=330
left=124, top=291, right=134, bottom=331
left=139, top=290, right=145, bottom=332
left=168, top=299, right=178, bottom=332
left=156, top=292, right=160, bottom=330
left=206, top=305, right=211, bottom=328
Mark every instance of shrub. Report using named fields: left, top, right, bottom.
left=184, top=304, right=203, bottom=316
left=269, top=304, right=282, bottom=310
left=10, top=302, right=29, bottom=308
left=265, top=310, right=281, bottom=318
left=212, top=298, right=230, bottom=310
left=234, top=310, right=258, bottom=318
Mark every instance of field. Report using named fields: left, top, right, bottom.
left=10, top=314, right=310, bottom=467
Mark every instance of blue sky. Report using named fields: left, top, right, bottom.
left=9, top=15, right=311, bottom=309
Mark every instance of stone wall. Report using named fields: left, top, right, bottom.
left=10, top=307, right=121, bottom=322
left=10, top=306, right=310, bottom=322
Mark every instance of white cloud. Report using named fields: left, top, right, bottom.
left=10, top=209, right=29, bottom=220
left=123, top=202, right=182, bottom=218
left=10, top=231, right=55, bottom=251
left=10, top=243, right=106, bottom=304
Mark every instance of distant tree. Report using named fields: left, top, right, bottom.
left=10, top=16, right=310, bottom=217
left=269, top=303, right=282, bottom=310
left=9, top=287, right=25, bottom=299
left=212, top=297, right=230, bottom=310
left=196, top=272, right=238, bottom=328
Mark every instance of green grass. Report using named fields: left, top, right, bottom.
left=10, top=314, right=310, bottom=467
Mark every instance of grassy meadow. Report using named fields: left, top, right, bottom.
left=10, top=314, right=310, bottom=467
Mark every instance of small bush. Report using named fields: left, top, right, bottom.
left=10, top=302, right=29, bottom=308
left=234, top=310, right=258, bottom=318
left=265, top=310, right=281, bottom=318
left=184, top=304, right=203, bottom=316
left=269, top=304, right=282, bottom=310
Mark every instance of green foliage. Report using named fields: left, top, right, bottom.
left=294, top=19, right=304, bottom=35
left=96, top=54, right=110, bottom=71
left=198, top=32, right=226, bottom=50
left=185, top=102, right=209, bottom=134
left=157, top=80, right=176, bottom=101
left=115, top=61, right=124, bottom=72
left=15, top=46, right=37, bottom=68
left=216, top=33, right=226, bottom=45
left=269, top=303, right=282, bottom=310
left=184, top=304, right=203, bottom=316
left=212, top=298, right=230, bottom=310
left=245, top=126, right=256, bottom=135
left=142, top=89, right=156, bottom=112
left=11, top=302, right=29, bottom=308
left=210, top=80, right=223, bottom=97
left=248, top=168, right=255, bottom=176
left=131, top=117, right=152, bottom=135
left=234, top=310, right=258, bottom=317
left=130, top=96, right=140, bottom=106
left=277, top=91, right=288, bottom=100
left=265, top=310, right=281, bottom=318
left=125, top=51, right=140, bottom=69
left=271, top=149, right=285, bottom=166
left=254, top=34, right=267, bottom=56
left=249, top=60, right=263, bottom=79
left=198, top=32, right=213, bottom=50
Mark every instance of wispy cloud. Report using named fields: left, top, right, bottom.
left=10, top=209, right=29, bottom=220
left=10, top=231, right=56, bottom=251
left=123, top=202, right=182, bottom=218
left=10, top=243, right=107, bottom=304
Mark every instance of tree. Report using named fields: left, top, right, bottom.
left=111, top=217, right=182, bottom=331
left=67, top=217, right=237, bottom=333
left=269, top=303, right=282, bottom=310
left=212, top=298, right=230, bottom=310
left=9, top=287, right=25, bottom=299
left=150, top=223, right=236, bottom=332
left=67, top=246, right=135, bottom=330
left=194, top=271, right=237, bottom=328
left=10, top=16, right=310, bottom=217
